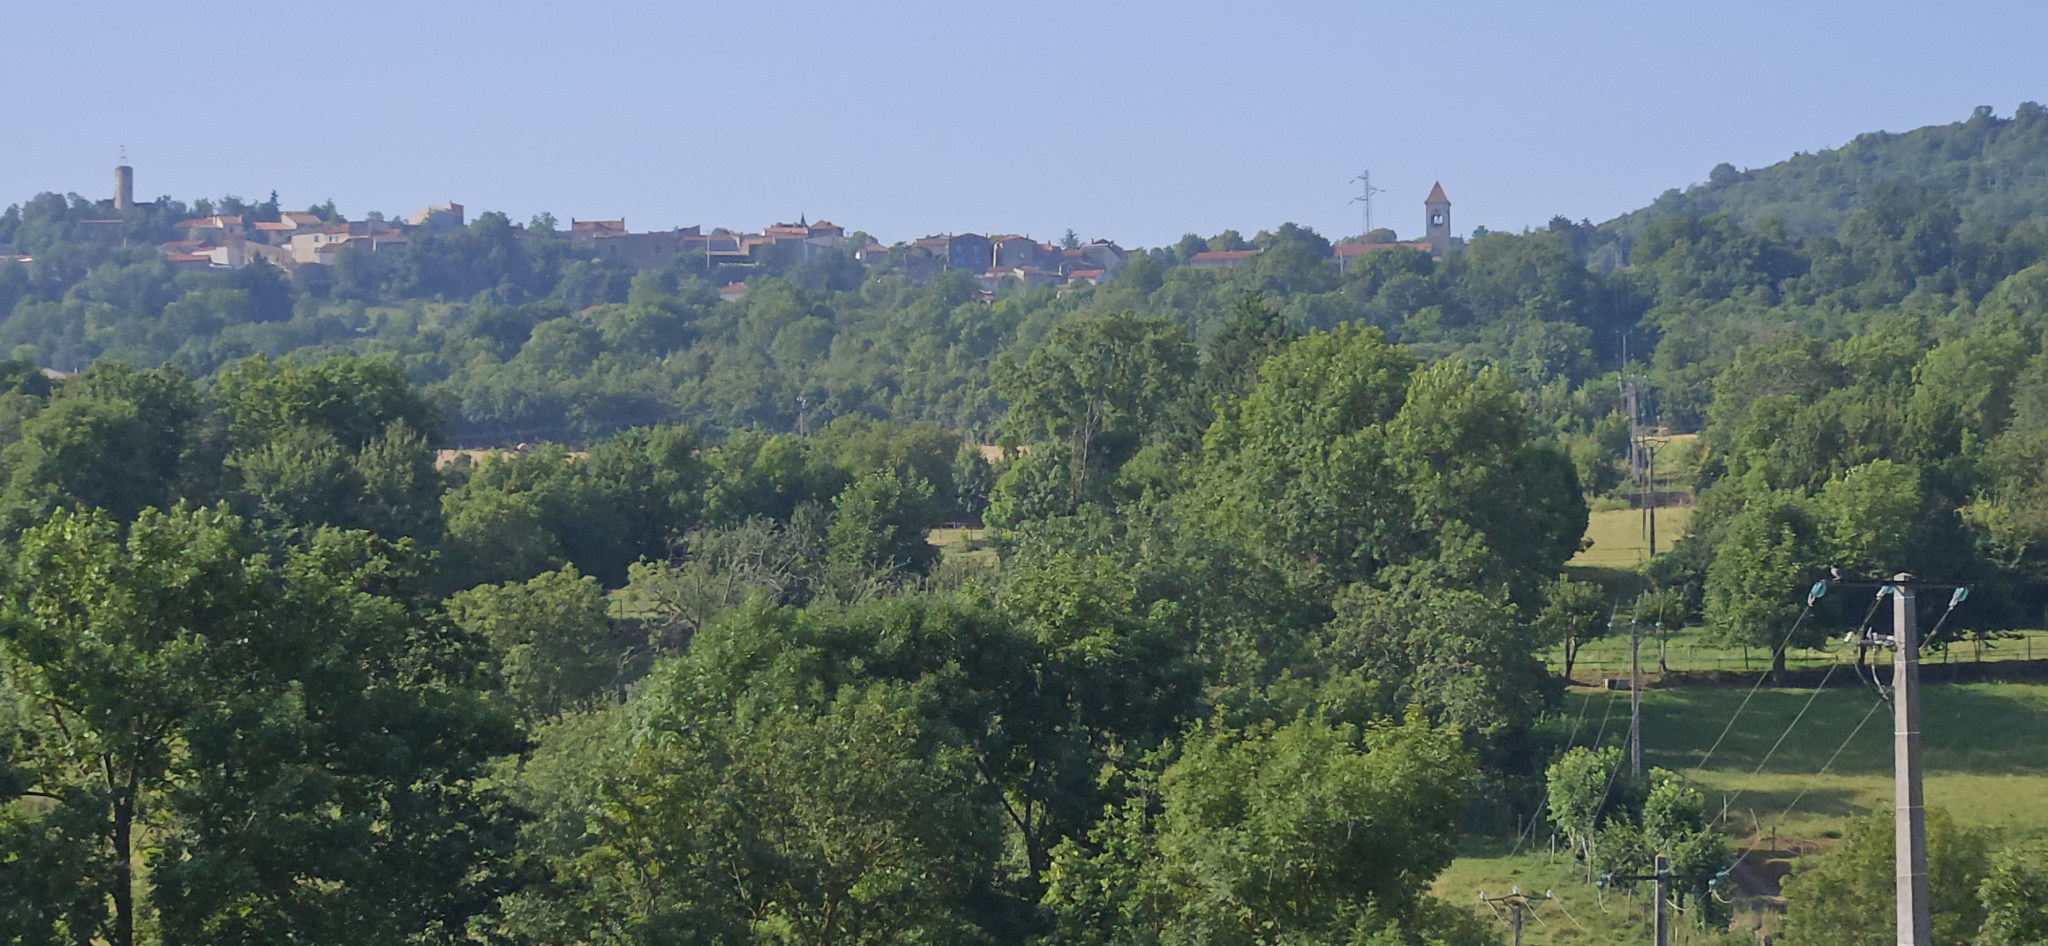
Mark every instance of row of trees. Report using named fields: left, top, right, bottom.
left=0, top=315, right=1588, bottom=943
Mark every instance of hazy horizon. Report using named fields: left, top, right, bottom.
left=6, top=1, right=2045, bottom=246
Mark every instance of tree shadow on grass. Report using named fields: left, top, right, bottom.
left=1704, top=787, right=1865, bottom=824
left=1641, top=683, right=2048, bottom=777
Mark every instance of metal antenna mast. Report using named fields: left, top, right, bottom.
left=1350, top=171, right=1384, bottom=236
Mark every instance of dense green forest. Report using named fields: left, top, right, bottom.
left=5, top=104, right=2048, bottom=945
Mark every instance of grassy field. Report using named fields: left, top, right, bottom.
left=1571, top=506, right=1693, bottom=568
left=927, top=526, right=999, bottom=567
left=1440, top=680, right=2048, bottom=943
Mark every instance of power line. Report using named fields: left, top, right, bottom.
left=1715, top=692, right=1887, bottom=907
left=1717, top=656, right=1846, bottom=814
left=1510, top=689, right=1606, bottom=857
left=1686, top=583, right=1829, bottom=778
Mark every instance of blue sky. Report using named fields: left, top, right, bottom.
left=5, top=1, right=2044, bottom=247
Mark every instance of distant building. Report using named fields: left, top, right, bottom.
left=175, top=215, right=246, bottom=243
left=308, top=232, right=408, bottom=266
left=719, top=281, right=749, bottom=303
left=1425, top=182, right=1451, bottom=258
left=945, top=233, right=993, bottom=271
left=408, top=202, right=465, bottom=230
left=994, top=235, right=1054, bottom=269
left=569, top=219, right=629, bottom=241
left=244, top=242, right=294, bottom=268
left=161, top=251, right=213, bottom=272
left=288, top=221, right=402, bottom=264
left=582, top=226, right=702, bottom=270
left=1075, top=240, right=1127, bottom=274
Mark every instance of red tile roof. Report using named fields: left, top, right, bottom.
left=1426, top=182, right=1449, bottom=204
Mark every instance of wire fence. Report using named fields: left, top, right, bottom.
left=1557, top=628, right=2048, bottom=680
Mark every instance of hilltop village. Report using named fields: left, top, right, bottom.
left=16, top=161, right=1457, bottom=304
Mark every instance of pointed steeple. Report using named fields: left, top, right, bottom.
left=1424, top=183, right=1452, bottom=259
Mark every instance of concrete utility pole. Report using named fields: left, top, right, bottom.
left=1892, top=578, right=1931, bottom=946
left=1630, top=620, right=1643, bottom=780
left=1654, top=854, right=1671, bottom=946
left=1645, top=438, right=1658, bottom=556
left=1478, top=889, right=1551, bottom=946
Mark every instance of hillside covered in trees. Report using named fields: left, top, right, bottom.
left=1606, top=102, right=2048, bottom=238
left=4, top=104, right=2048, bottom=945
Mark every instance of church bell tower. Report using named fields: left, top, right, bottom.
left=1424, top=182, right=1451, bottom=258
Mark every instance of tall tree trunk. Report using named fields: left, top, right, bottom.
left=112, top=792, right=133, bottom=946
left=1563, top=637, right=1578, bottom=684
left=1770, top=645, right=1788, bottom=688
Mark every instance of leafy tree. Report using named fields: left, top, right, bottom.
left=1536, top=575, right=1609, bottom=681
left=1180, top=292, right=1300, bottom=437
left=1042, top=713, right=1483, bottom=946
left=1813, top=459, right=1927, bottom=575
left=447, top=566, right=617, bottom=719
left=1977, top=842, right=2048, bottom=946
left=440, top=481, right=565, bottom=587
left=1705, top=491, right=1826, bottom=679
left=990, top=546, right=1207, bottom=885
left=825, top=468, right=941, bottom=592
left=623, top=516, right=827, bottom=650
left=1545, top=746, right=1622, bottom=870
left=507, top=601, right=1004, bottom=945
left=995, top=311, right=1194, bottom=496
left=0, top=506, right=518, bottom=945
left=1639, top=770, right=1731, bottom=922
left=1317, top=577, right=1551, bottom=743
left=1781, top=810, right=1991, bottom=946
left=212, top=354, right=440, bottom=451
left=1632, top=586, right=1687, bottom=673
left=1199, top=327, right=1584, bottom=602
left=0, top=364, right=205, bottom=528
